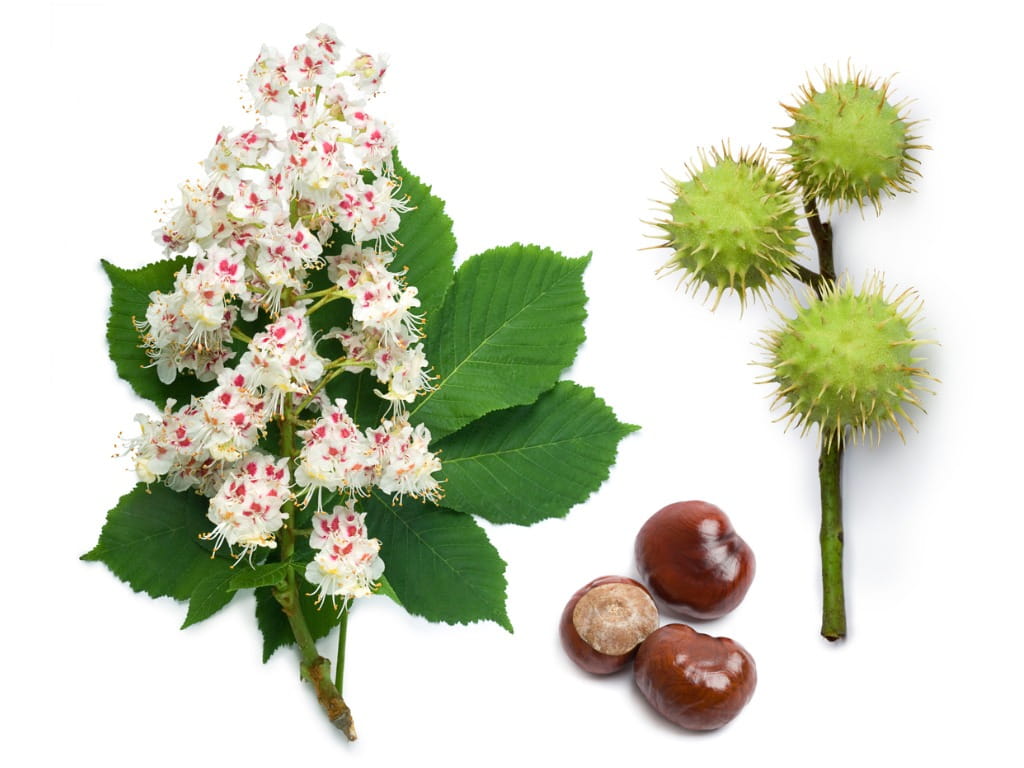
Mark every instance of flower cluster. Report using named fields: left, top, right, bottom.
left=237, top=306, right=324, bottom=415
left=125, top=24, right=440, bottom=608
left=129, top=367, right=269, bottom=495
left=136, top=250, right=243, bottom=384
left=295, top=399, right=378, bottom=507
left=305, top=501, right=384, bottom=610
left=370, top=418, right=443, bottom=503
left=326, top=245, right=430, bottom=409
left=294, top=398, right=442, bottom=508
left=205, top=453, right=291, bottom=559
left=141, top=23, right=403, bottom=386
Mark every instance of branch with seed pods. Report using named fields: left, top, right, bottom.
left=652, top=64, right=935, bottom=641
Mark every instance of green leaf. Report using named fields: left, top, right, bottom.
left=412, top=245, right=590, bottom=440
left=182, top=571, right=236, bottom=629
left=228, top=561, right=293, bottom=591
left=364, top=494, right=511, bottom=631
left=389, top=152, right=457, bottom=320
left=83, top=484, right=234, bottom=620
left=436, top=381, right=639, bottom=525
left=103, top=257, right=213, bottom=407
left=254, top=588, right=290, bottom=662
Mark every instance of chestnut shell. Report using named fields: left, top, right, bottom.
left=559, top=576, right=658, bottom=675
left=635, top=500, right=755, bottom=620
left=634, top=623, right=756, bottom=731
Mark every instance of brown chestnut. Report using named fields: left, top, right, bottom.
left=560, top=576, right=659, bottom=674
left=634, top=623, right=756, bottom=731
left=635, top=500, right=754, bottom=620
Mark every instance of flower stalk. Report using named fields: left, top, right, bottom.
left=335, top=606, right=350, bottom=693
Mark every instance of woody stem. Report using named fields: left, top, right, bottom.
left=805, top=195, right=847, bottom=641
left=272, top=400, right=358, bottom=739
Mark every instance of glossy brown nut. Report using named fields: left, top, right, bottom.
left=634, top=623, right=756, bottom=731
left=559, top=576, right=659, bottom=675
left=635, top=500, right=755, bottom=620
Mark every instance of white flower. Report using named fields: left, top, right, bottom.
left=154, top=182, right=233, bottom=254
left=191, top=369, right=269, bottom=462
left=128, top=398, right=241, bottom=497
left=328, top=246, right=422, bottom=344
left=237, top=305, right=325, bottom=414
left=352, top=177, right=408, bottom=245
left=179, top=272, right=228, bottom=345
left=349, top=52, right=388, bottom=97
left=128, top=411, right=177, bottom=484
left=203, top=127, right=243, bottom=190
left=351, top=115, right=395, bottom=173
left=229, top=127, right=276, bottom=165
left=204, top=453, right=291, bottom=559
left=247, top=44, right=292, bottom=117
left=305, top=500, right=384, bottom=610
left=287, top=40, right=336, bottom=89
left=137, top=276, right=237, bottom=385
left=153, top=185, right=199, bottom=254
left=375, top=341, right=431, bottom=405
left=251, top=223, right=322, bottom=313
left=295, top=399, right=378, bottom=507
left=227, top=179, right=284, bottom=226
left=307, top=24, right=342, bottom=63
left=372, top=417, right=443, bottom=503
left=310, top=498, right=369, bottom=549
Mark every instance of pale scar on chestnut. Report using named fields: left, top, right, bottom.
left=572, top=582, right=660, bottom=656
left=560, top=576, right=659, bottom=675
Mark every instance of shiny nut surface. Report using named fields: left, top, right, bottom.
left=635, top=500, right=755, bottom=620
left=559, top=576, right=659, bottom=675
left=634, top=623, right=756, bottom=731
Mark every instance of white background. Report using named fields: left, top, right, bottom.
left=8, top=0, right=1021, bottom=764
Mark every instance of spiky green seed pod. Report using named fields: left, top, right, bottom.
left=653, top=145, right=804, bottom=310
left=780, top=66, right=927, bottom=211
left=759, top=275, right=934, bottom=445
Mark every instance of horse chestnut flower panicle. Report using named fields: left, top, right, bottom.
left=634, top=624, right=756, bottom=731
left=635, top=501, right=754, bottom=620
left=560, top=576, right=659, bottom=675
